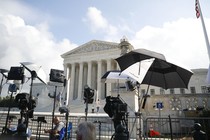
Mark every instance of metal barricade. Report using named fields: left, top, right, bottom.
left=1, top=111, right=209, bottom=140
left=0, top=111, right=126, bottom=139
left=144, top=116, right=210, bottom=140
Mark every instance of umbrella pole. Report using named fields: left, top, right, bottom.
left=137, top=83, right=143, bottom=140
left=117, top=79, right=119, bottom=96
left=137, top=82, right=150, bottom=140
left=136, top=61, right=143, bottom=139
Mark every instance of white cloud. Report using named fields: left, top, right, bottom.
left=131, top=18, right=209, bottom=69
left=84, top=7, right=119, bottom=38
left=0, top=14, right=77, bottom=79
left=84, top=6, right=209, bottom=69
left=0, top=1, right=78, bottom=97
left=86, top=7, right=108, bottom=32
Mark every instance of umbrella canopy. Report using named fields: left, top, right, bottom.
left=0, top=69, right=9, bottom=78
left=0, top=69, right=9, bottom=74
left=20, top=62, right=47, bottom=84
left=115, top=48, right=166, bottom=71
left=141, top=59, right=193, bottom=89
left=115, top=49, right=193, bottom=89
left=101, top=70, right=134, bottom=83
left=122, top=58, right=154, bottom=83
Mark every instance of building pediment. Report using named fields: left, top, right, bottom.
left=61, top=40, right=119, bottom=57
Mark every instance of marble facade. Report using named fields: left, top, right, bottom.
left=61, top=38, right=133, bottom=102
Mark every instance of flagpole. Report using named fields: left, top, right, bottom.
left=196, top=0, right=210, bottom=84
left=196, top=0, right=210, bottom=60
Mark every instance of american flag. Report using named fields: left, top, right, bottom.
left=56, top=92, right=62, bottom=107
left=195, top=0, right=200, bottom=18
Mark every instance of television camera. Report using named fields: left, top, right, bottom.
left=15, top=93, right=37, bottom=118
left=104, top=96, right=129, bottom=140
left=83, top=85, right=95, bottom=121
left=83, top=85, right=94, bottom=104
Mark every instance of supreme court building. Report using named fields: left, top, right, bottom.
left=61, top=38, right=133, bottom=102
left=59, top=38, right=210, bottom=116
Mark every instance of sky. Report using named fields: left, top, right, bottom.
left=0, top=0, right=210, bottom=85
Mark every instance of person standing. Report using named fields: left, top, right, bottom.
left=91, top=105, right=95, bottom=113
left=192, top=123, right=207, bottom=140
left=75, top=121, right=96, bottom=140
left=44, top=116, right=65, bottom=140
left=96, top=99, right=100, bottom=113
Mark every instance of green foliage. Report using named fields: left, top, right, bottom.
left=0, top=95, right=18, bottom=107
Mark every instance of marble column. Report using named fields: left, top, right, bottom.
left=87, top=61, right=92, bottom=87
left=70, top=63, right=75, bottom=100
left=64, top=64, right=70, bottom=105
left=97, top=60, right=102, bottom=99
left=77, top=62, right=83, bottom=100
left=106, top=59, right=112, bottom=96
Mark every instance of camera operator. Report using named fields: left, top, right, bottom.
left=44, top=116, right=65, bottom=140
left=12, top=119, right=32, bottom=140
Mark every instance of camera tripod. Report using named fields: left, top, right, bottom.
left=104, top=95, right=129, bottom=140
left=2, top=84, right=17, bottom=135
left=111, top=114, right=129, bottom=140
left=93, top=120, right=107, bottom=140
left=31, top=117, right=47, bottom=140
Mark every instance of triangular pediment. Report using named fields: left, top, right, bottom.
left=61, top=40, right=119, bottom=57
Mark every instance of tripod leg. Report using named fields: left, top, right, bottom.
left=99, top=122, right=101, bottom=140
left=3, top=92, right=14, bottom=134
left=39, top=122, right=42, bottom=140
left=52, top=86, right=57, bottom=130
left=36, top=122, right=39, bottom=140
left=130, top=116, right=137, bottom=136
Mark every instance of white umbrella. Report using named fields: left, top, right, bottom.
left=122, top=58, right=154, bottom=84
left=101, top=70, right=135, bottom=83
left=20, top=62, right=47, bottom=84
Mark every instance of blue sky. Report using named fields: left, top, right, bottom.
left=0, top=0, right=210, bottom=80
left=18, top=0, right=210, bottom=44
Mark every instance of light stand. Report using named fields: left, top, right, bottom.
left=126, top=82, right=142, bottom=140
left=98, top=121, right=102, bottom=140
left=134, top=82, right=150, bottom=140
left=24, top=70, right=36, bottom=130
left=0, top=69, right=8, bottom=95
left=27, top=71, right=37, bottom=129
left=2, top=66, right=24, bottom=135
left=20, top=62, right=47, bottom=133
left=59, top=107, right=69, bottom=139
left=85, top=99, right=88, bottom=121
left=136, top=83, right=143, bottom=140
left=32, top=117, right=47, bottom=140
left=51, top=85, right=58, bottom=130
left=49, top=69, right=65, bottom=131
left=83, top=85, right=94, bottom=121
left=2, top=84, right=18, bottom=134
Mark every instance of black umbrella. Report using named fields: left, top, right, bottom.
left=115, top=48, right=193, bottom=139
left=141, top=59, right=193, bottom=89
left=115, top=48, right=166, bottom=72
left=115, top=49, right=193, bottom=89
